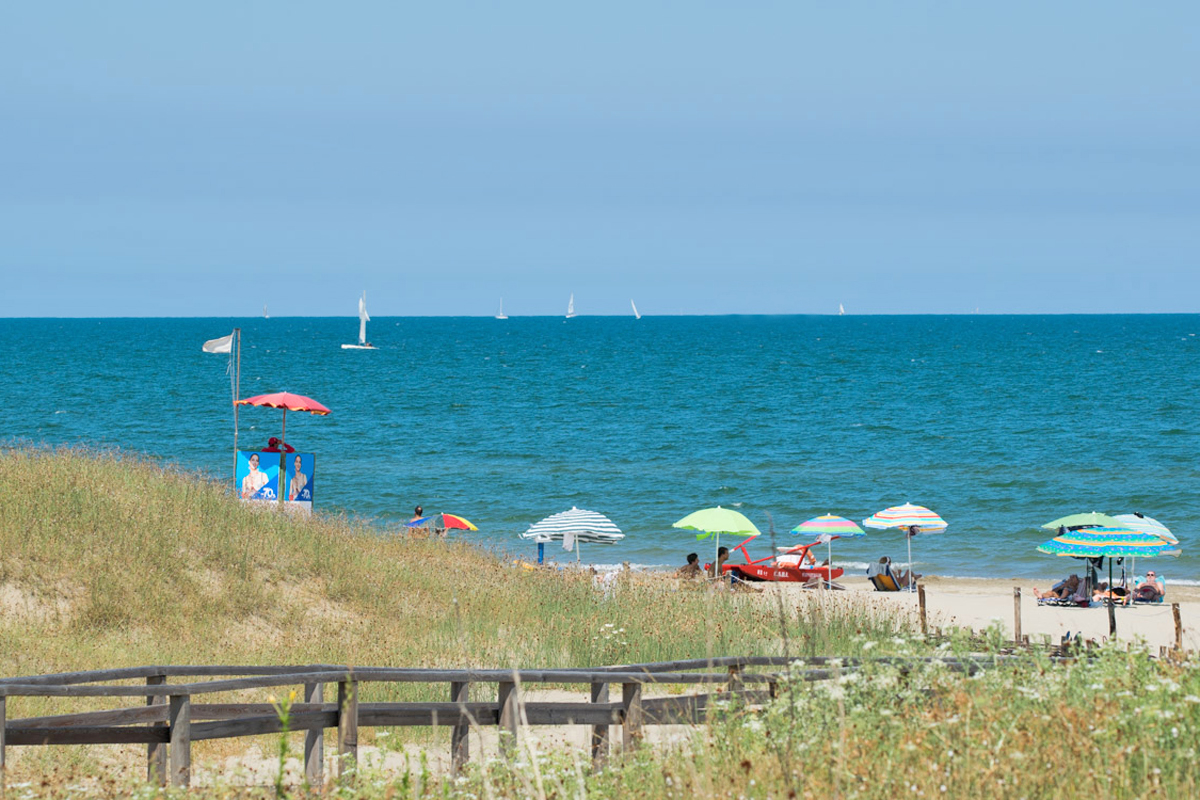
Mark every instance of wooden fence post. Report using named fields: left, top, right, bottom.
left=727, top=665, right=743, bottom=695
left=168, top=694, right=191, bottom=788
left=621, top=683, right=643, bottom=751
left=337, top=679, right=358, bottom=779
left=498, top=681, right=519, bottom=757
left=1014, top=588, right=1023, bottom=644
left=146, top=674, right=167, bottom=786
left=304, top=682, right=324, bottom=787
left=918, top=585, right=928, bottom=635
left=590, top=682, right=609, bottom=770
left=1174, top=604, right=1183, bottom=652
left=1, top=695, right=7, bottom=792
left=450, top=681, right=470, bottom=774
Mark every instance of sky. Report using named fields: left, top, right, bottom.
left=1, top=2, right=1198, bottom=317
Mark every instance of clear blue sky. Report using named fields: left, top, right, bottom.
left=1, top=2, right=1197, bottom=316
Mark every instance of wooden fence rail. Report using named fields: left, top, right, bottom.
left=0, top=656, right=1020, bottom=788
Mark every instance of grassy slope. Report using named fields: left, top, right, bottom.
left=0, top=448, right=893, bottom=679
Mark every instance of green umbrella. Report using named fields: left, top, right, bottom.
left=673, top=507, right=760, bottom=574
left=1041, top=512, right=1124, bottom=531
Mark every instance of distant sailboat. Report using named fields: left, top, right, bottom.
left=495, top=298, right=508, bottom=320
left=631, top=299, right=641, bottom=320
left=263, top=304, right=269, bottom=319
left=566, top=293, right=576, bottom=319
left=341, top=291, right=377, bottom=350
left=838, top=303, right=845, bottom=316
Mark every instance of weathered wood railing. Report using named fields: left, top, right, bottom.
left=0, top=657, right=1002, bottom=788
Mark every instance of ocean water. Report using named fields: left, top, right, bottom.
left=3, top=315, right=1197, bottom=582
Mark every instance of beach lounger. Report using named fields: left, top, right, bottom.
left=1132, top=575, right=1166, bottom=604
left=1036, top=595, right=1090, bottom=608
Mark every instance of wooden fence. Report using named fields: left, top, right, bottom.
left=0, top=656, right=1004, bottom=788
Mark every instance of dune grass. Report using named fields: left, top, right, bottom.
left=0, top=447, right=912, bottom=787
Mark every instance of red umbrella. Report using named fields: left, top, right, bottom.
left=236, top=392, right=331, bottom=447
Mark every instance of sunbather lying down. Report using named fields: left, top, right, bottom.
left=1033, top=574, right=1080, bottom=600
left=1092, top=582, right=1130, bottom=605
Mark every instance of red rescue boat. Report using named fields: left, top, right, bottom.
left=716, top=536, right=844, bottom=583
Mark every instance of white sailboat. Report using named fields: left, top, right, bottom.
left=565, top=293, right=576, bottom=319
left=495, top=298, right=508, bottom=320
left=838, top=303, right=845, bottom=316
left=341, top=291, right=377, bottom=350
left=263, top=304, right=269, bottom=319
left=631, top=299, right=641, bottom=320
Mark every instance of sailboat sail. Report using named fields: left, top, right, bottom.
left=357, top=292, right=370, bottom=345
left=263, top=305, right=269, bottom=319
left=496, top=298, right=508, bottom=320
left=631, top=299, right=640, bottom=320
left=566, top=294, right=576, bottom=318
left=838, top=303, right=845, bottom=316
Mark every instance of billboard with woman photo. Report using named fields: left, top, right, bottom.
left=285, top=453, right=315, bottom=513
left=236, top=451, right=280, bottom=501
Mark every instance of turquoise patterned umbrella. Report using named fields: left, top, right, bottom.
left=1036, top=527, right=1174, bottom=558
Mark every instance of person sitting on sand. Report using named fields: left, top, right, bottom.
left=1033, top=574, right=1081, bottom=601
left=676, top=553, right=703, bottom=579
left=707, top=547, right=730, bottom=579
left=1135, top=571, right=1165, bottom=602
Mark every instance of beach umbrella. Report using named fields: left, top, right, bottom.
left=236, top=391, right=331, bottom=446
left=406, top=513, right=479, bottom=532
left=673, top=507, right=760, bottom=573
left=1037, top=526, right=1175, bottom=635
left=1112, top=514, right=1178, bottom=545
left=1041, top=512, right=1123, bottom=531
left=521, top=507, right=624, bottom=562
left=791, top=515, right=865, bottom=587
left=863, top=503, right=947, bottom=592
left=1112, top=513, right=1180, bottom=576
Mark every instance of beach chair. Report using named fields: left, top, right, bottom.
left=1132, top=575, right=1167, bottom=604
left=869, top=572, right=904, bottom=592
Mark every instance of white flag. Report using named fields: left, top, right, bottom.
left=202, top=333, right=234, bottom=354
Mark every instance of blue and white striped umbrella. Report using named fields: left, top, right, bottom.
left=520, top=507, right=625, bottom=544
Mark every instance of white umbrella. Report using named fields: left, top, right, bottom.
left=521, top=507, right=624, bottom=562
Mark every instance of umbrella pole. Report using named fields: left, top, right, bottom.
left=906, top=533, right=914, bottom=593
left=1108, top=560, right=1116, bottom=637
left=277, top=408, right=287, bottom=506
left=576, top=534, right=581, bottom=564
left=827, top=540, right=833, bottom=590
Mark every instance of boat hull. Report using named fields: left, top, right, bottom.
left=340, top=344, right=377, bottom=350
left=724, top=563, right=844, bottom=583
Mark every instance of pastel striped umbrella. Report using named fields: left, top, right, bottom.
left=521, top=507, right=624, bottom=561
left=863, top=503, right=948, bottom=592
left=791, top=515, right=865, bottom=585
left=1113, top=514, right=1178, bottom=545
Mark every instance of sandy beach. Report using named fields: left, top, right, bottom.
left=788, top=574, right=1199, bottom=652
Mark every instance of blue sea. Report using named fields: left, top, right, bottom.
left=4, top=315, right=1197, bottom=582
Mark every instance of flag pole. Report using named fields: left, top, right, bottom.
left=232, top=328, right=241, bottom=485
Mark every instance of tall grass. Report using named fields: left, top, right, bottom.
left=0, top=447, right=912, bottom=783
